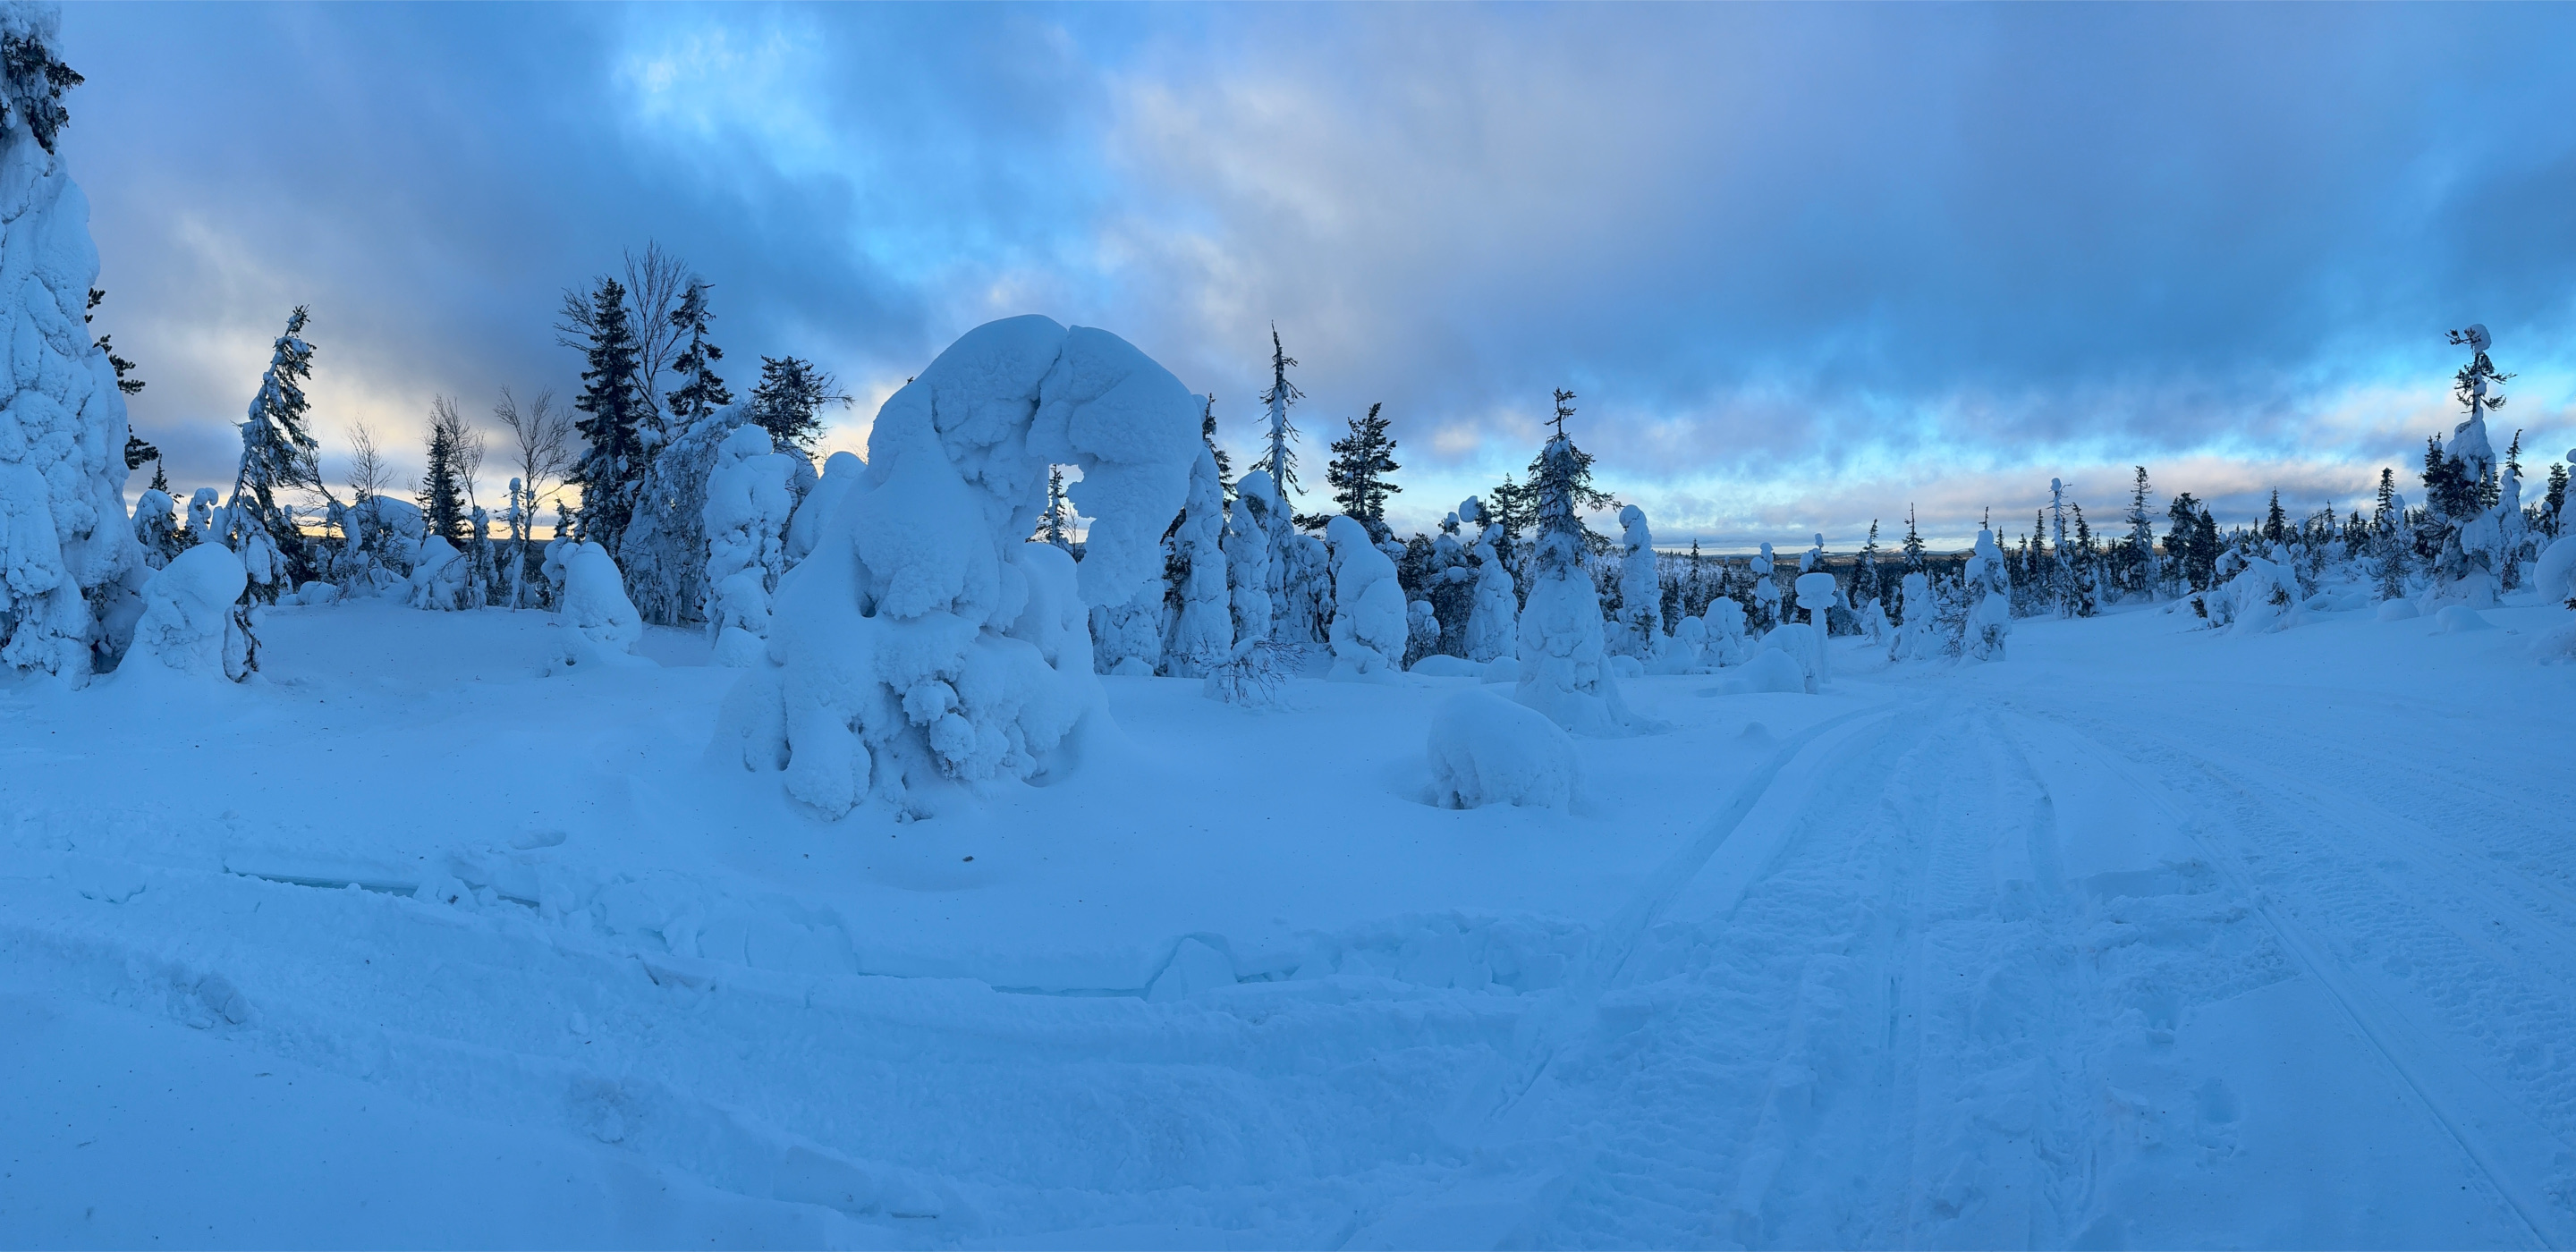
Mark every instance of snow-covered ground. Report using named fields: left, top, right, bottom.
left=5, top=594, right=2574, bottom=1248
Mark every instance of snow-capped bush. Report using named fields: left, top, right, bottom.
left=716, top=316, right=1199, bottom=819
left=1426, top=688, right=1580, bottom=810
left=1651, top=614, right=1707, bottom=674
left=623, top=407, right=747, bottom=627
left=1325, top=513, right=1405, bottom=681
left=0, top=6, right=142, bottom=683
left=555, top=540, right=643, bottom=667
left=1702, top=598, right=1750, bottom=667
left=1090, top=577, right=1164, bottom=676
left=131, top=488, right=182, bottom=571
left=700, top=424, right=798, bottom=667
left=1758, top=622, right=1826, bottom=693
left=1202, top=635, right=1292, bottom=707
left=403, top=537, right=476, bottom=611
left=2212, top=543, right=2304, bottom=635
left=121, top=544, right=250, bottom=682
left=2531, top=534, right=2576, bottom=607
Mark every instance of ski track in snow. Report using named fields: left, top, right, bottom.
left=5, top=601, right=2574, bottom=1247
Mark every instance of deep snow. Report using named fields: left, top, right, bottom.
left=4, top=590, right=2575, bottom=1248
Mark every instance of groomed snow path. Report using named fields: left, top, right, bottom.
left=4, top=597, right=2573, bottom=1248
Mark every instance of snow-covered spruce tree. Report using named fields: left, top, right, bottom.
left=0, top=1, right=132, bottom=677
left=1961, top=523, right=2012, bottom=661
left=665, top=280, right=731, bottom=429
left=1091, top=574, right=1163, bottom=676
left=699, top=423, right=797, bottom=666
left=2069, top=504, right=2099, bottom=616
left=1254, top=325, right=1305, bottom=632
left=2123, top=466, right=2158, bottom=600
left=1612, top=504, right=1661, bottom=657
left=1323, top=512, right=1404, bottom=681
left=748, top=355, right=846, bottom=456
left=620, top=404, right=744, bottom=626
left=1459, top=495, right=1517, bottom=662
left=1224, top=467, right=1277, bottom=644
left=121, top=542, right=253, bottom=683
left=1749, top=541, right=1780, bottom=631
left=131, top=486, right=181, bottom=570
left=1513, top=391, right=1647, bottom=734
left=2497, top=456, right=2529, bottom=593
left=715, top=316, right=1199, bottom=819
left=1161, top=444, right=1231, bottom=676
left=1886, top=570, right=1938, bottom=661
left=1325, top=402, right=1400, bottom=541
left=565, top=276, right=649, bottom=558
left=1036, top=465, right=1073, bottom=551
left=2423, top=325, right=2509, bottom=605
left=1423, top=506, right=1473, bottom=659
left=418, top=413, right=467, bottom=548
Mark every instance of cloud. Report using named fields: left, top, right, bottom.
left=51, top=3, right=2576, bottom=549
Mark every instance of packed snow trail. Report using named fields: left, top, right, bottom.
left=5, top=599, right=2574, bottom=1247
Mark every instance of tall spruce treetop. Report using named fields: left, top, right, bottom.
left=1200, top=394, right=1232, bottom=491
left=225, top=305, right=321, bottom=582
left=1902, top=505, right=1926, bottom=570
left=1326, top=402, right=1401, bottom=538
left=568, top=277, right=647, bottom=552
left=1258, top=324, right=1302, bottom=499
left=664, top=280, right=730, bottom=427
left=1530, top=389, right=1600, bottom=577
left=748, top=355, right=845, bottom=453
left=418, top=419, right=466, bottom=547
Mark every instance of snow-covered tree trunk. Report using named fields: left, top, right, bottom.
left=0, top=4, right=140, bottom=682
left=714, top=317, right=1198, bottom=820
left=1161, top=445, right=1231, bottom=676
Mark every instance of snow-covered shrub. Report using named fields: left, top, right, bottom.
left=700, top=424, right=798, bottom=667
left=1427, top=688, right=1580, bottom=810
left=2213, top=543, right=2304, bottom=635
left=2531, top=534, right=2576, bottom=607
left=1702, top=598, right=1750, bottom=666
left=555, top=540, right=643, bottom=667
left=2377, top=597, right=2420, bottom=622
left=1279, top=532, right=1332, bottom=647
left=1090, top=578, right=1164, bottom=676
left=1202, top=635, right=1292, bottom=707
left=403, top=537, right=477, bottom=611
left=1650, top=614, right=1707, bottom=675
left=1161, top=445, right=1231, bottom=676
left=0, top=6, right=144, bottom=684
left=1404, top=596, right=1441, bottom=668
left=715, top=316, right=1199, bottom=818
left=1758, top=622, right=1826, bottom=693
left=1325, top=513, right=1405, bottom=681
left=121, top=544, right=251, bottom=682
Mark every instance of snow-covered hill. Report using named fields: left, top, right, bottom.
left=4, top=595, right=2573, bottom=1248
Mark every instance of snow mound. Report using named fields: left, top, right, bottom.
left=2436, top=605, right=2490, bottom=633
left=1479, top=656, right=1519, bottom=684
left=717, top=317, right=1199, bottom=819
left=556, top=541, right=645, bottom=667
left=1426, top=688, right=1580, bottom=811
left=2531, top=535, right=2576, bottom=605
left=1725, top=647, right=1809, bottom=694
left=1409, top=654, right=1482, bottom=678
left=121, top=545, right=249, bottom=681
left=2377, top=597, right=2420, bottom=622
left=1758, top=622, right=1826, bottom=692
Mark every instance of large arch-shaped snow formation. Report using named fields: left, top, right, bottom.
left=716, top=316, right=1199, bottom=818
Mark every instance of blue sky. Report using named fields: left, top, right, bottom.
left=59, top=3, right=2576, bottom=549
